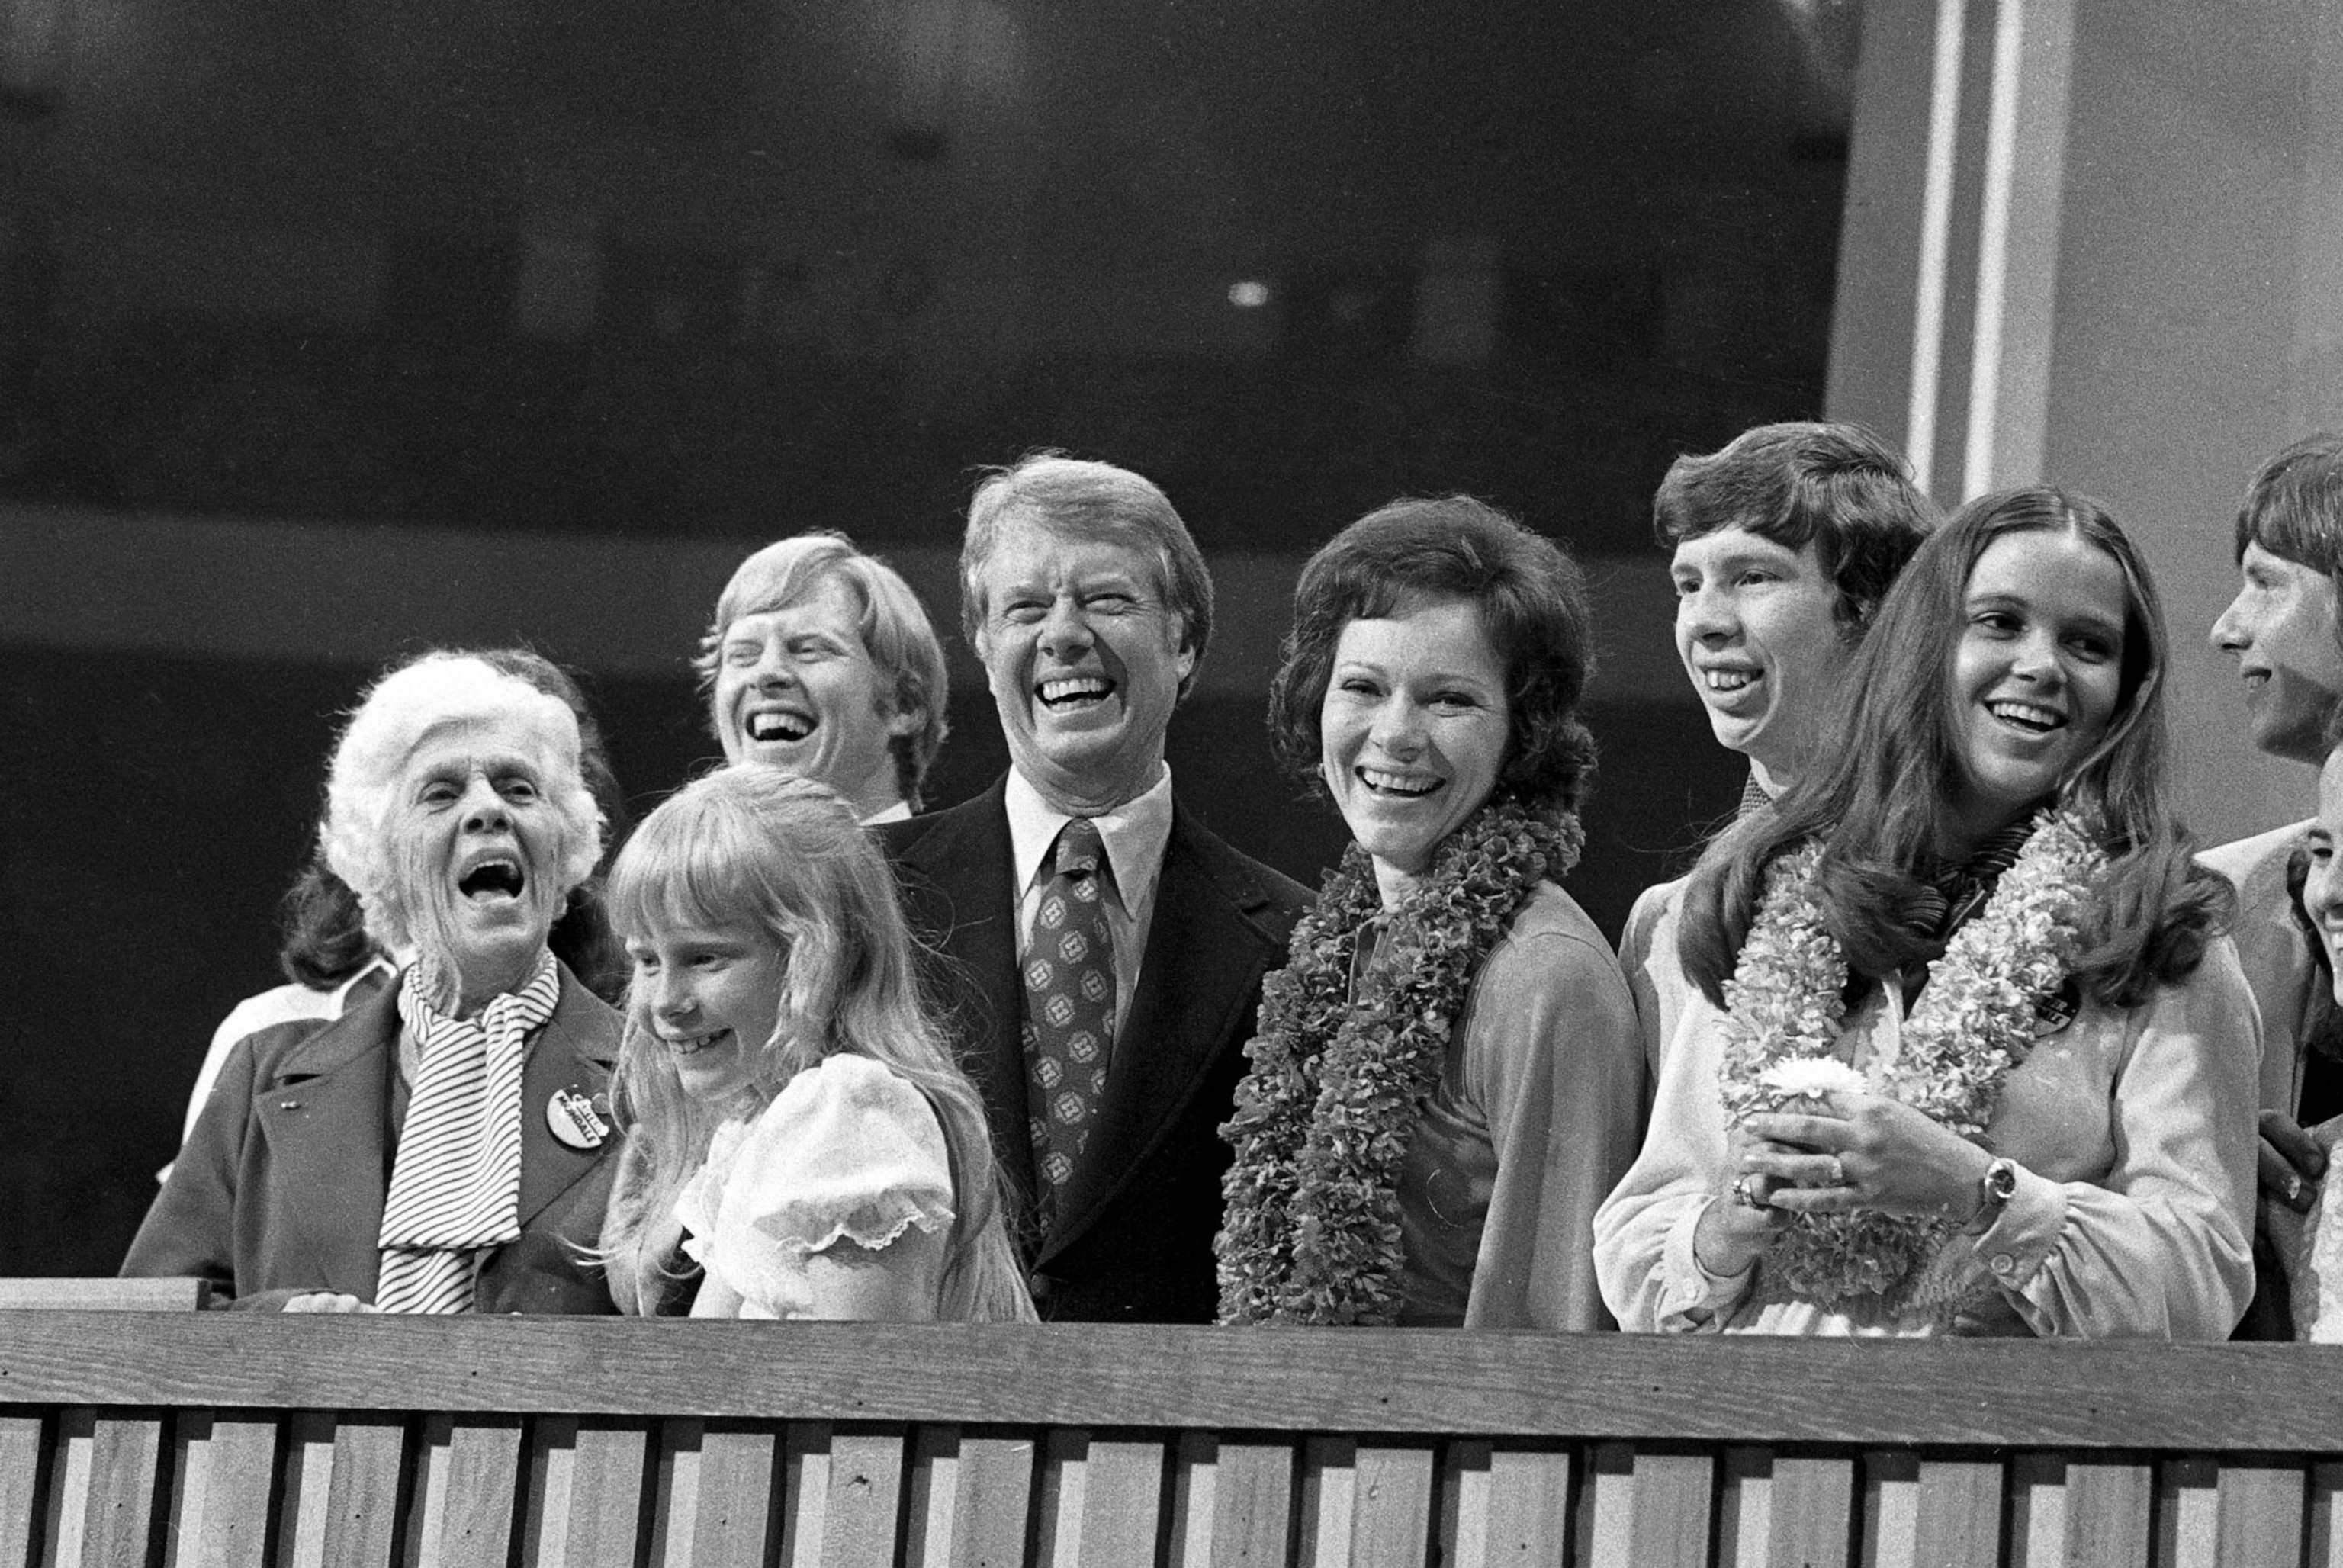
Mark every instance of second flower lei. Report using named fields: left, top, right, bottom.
left=1214, top=798, right=1582, bottom=1325
left=1716, top=809, right=2107, bottom=1313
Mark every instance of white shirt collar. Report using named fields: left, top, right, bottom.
left=1004, top=763, right=1175, bottom=914
left=859, top=799, right=914, bottom=826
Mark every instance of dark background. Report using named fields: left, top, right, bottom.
left=0, top=0, right=1852, bottom=1274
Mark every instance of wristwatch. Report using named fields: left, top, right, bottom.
left=1963, top=1156, right=2017, bottom=1235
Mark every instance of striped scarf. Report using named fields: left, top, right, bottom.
left=375, top=952, right=558, bottom=1314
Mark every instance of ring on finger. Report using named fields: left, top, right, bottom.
left=1731, top=1176, right=1763, bottom=1210
left=1826, top=1155, right=1846, bottom=1186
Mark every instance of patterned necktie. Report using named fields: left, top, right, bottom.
left=1022, top=818, right=1116, bottom=1227
left=375, top=952, right=558, bottom=1314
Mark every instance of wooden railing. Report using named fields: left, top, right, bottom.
left=2, top=1315, right=2341, bottom=1566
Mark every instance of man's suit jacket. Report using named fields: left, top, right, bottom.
left=879, top=775, right=1312, bottom=1322
left=124, top=963, right=623, bottom=1313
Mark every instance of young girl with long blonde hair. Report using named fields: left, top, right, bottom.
left=599, top=766, right=1033, bottom=1320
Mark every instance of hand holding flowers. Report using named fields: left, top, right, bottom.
left=1741, top=1091, right=1996, bottom=1221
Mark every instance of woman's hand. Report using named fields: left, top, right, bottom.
left=1738, top=1091, right=1996, bottom=1221
left=281, top=1292, right=378, bottom=1313
left=1692, top=1126, right=1795, bottom=1277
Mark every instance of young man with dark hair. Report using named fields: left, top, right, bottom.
left=1621, top=422, right=1935, bottom=1066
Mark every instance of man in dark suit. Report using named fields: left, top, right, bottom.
left=879, top=455, right=1310, bottom=1322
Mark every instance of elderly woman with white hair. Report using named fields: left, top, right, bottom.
left=124, top=650, right=625, bottom=1313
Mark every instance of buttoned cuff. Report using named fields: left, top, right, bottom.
left=1653, top=1197, right=1758, bottom=1332
left=1962, top=1162, right=2065, bottom=1295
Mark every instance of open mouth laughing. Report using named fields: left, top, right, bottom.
left=1037, top=674, right=1115, bottom=714
left=743, top=705, right=814, bottom=743
left=455, top=853, right=526, bottom=903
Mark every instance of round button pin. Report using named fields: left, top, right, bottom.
left=545, top=1087, right=609, bottom=1150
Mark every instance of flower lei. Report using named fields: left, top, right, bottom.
left=1717, top=809, right=2106, bottom=1313
left=1215, top=798, right=1583, bottom=1325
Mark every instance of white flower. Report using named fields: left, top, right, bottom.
left=1757, top=1058, right=1869, bottom=1101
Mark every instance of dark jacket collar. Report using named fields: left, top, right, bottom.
left=256, top=961, right=622, bottom=1296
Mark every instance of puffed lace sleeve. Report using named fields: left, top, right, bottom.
left=681, top=1054, right=956, bottom=1319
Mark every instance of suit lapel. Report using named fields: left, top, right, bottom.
left=256, top=984, right=400, bottom=1299
left=514, top=968, right=623, bottom=1228
left=895, top=779, right=1036, bottom=1210
left=1039, top=807, right=1278, bottom=1266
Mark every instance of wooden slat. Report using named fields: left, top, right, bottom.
left=1488, top=1444, right=1571, bottom=1568
left=647, top=1418, right=695, bottom=1568
left=72, top=1409, right=166, bottom=1568
left=1032, top=1428, right=1085, bottom=1568
left=1168, top=1431, right=1207, bottom=1566
left=321, top=1413, right=409, bottom=1568
left=1071, top=1434, right=1163, bottom=1568
left=519, top=1416, right=649, bottom=1568
left=2007, top=1452, right=2059, bottom=1568
left=777, top=1420, right=829, bottom=1568
left=1297, top=1435, right=1355, bottom=1567
left=2307, top=1460, right=2343, bottom=1568
left=407, top=1414, right=524, bottom=1568
left=11, top=1316, right=2343, bottom=1450
left=1583, top=1443, right=1711, bottom=1568
left=1195, top=1435, right=1292, bottom=1568
left=46, top=1408, right=96, bottom=1568
left=169, top=1409, right=280, bottom=1568
left=1350, top=1443, right=1433, bottom=1568
left=820, top=1425, right=907, bottom=1568
left=275, top=1411, right=339, bottom=1568
left=1863, top=1451, right=1917, bottom=1568
left=0, top=1413, right=46, bottom=1568
left=2155, top=1457, right=2219, bottom=1568
left=0, top=1279, right=207, bottom=1311
left=1441, top=1441, right=1567, bottom=1568
left=902, top=1425, right=952, bottom=1568
left=2216, top=1459, right=2306, bottom=1566
left=941, top=1430, right=1035, bottom=1568
left=1912, top=1457, right=2003, bottom=1568
left=668, top=1420, right=775, bottom=1566
left=1769, top=1451, right=1855, bottom=1568
left=1714, top=1445, right=1766, bottom=1568
left=2061, top=1456, right=2151, bottom=1568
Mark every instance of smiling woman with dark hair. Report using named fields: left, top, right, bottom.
left=126, top=650, right=626, bottom=1313
left=1216, top=496, right=1642, bottom=1331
